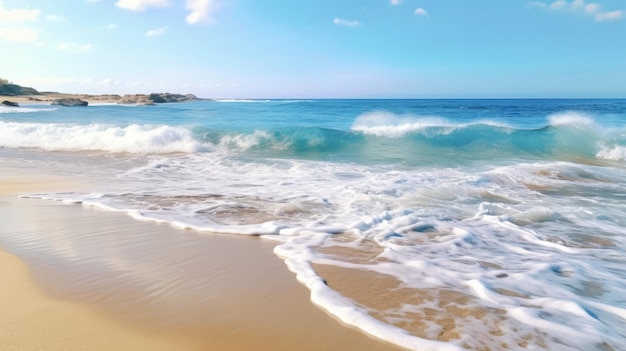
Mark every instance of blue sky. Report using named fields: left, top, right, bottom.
left=1, top=0, right=625, bottom=98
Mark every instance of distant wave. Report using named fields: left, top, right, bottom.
left=351, top=110, right=515, bottom=138
left=214, top=99, right=272, bottom=103
left=0, top=106, right=58, bottom=113
left=3, top=111, right=625, bottom=162
left=0, top=121, right=209, bottom=153
left=213, top=99, right=313, bottom=103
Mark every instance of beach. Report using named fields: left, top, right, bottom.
left=1, top=99, right=625, bottom=350
left=2, top=94, right=122, bottom=105
left=0, top=172, right=402, bottom=351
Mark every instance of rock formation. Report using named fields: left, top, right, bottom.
left=1, top=100, right=19, bottom=107
left=118, top=93, right=199, bottom=105
left=51, top=98, right=88, bottom=107
left=1, top=80, right=206, bottom=106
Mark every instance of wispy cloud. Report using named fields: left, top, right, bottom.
left=414, top=8, right=428, bottom=16
left=0, top=27, right=38, bottom=42
left=45, top=14, right=65, bottom=22
left=390, top=0, right=403, bottom=5
left=146, top=26, right=168, bottom=36
left=595, top=10, right=622, bottom=21
left=57, top=42, right=93, bottom=52
left=0, top=2, right=40, bottom=43
left=107, top=23, right=118, bottom=30
left=186, top=0, right=220, bottom=24
left=97, top=78, right=119, bottom=85
left=115, top=0, right=169, bottom=11
left=0, top=2, right=40, bottom=23
left=531, top=0, right=623, bottom=21
left=333, top=17, right=362, bottom=27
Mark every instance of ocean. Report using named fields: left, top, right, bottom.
left=1, top=99, right=625, bottom=350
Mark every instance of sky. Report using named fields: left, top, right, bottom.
left=0, top=0, right=625, bottom=98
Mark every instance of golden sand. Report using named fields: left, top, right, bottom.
left=0, top=174, right=403, bottom=351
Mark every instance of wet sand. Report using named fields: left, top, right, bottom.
left=0, top=177, right=403, bottom=351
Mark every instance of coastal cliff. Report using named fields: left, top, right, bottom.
left=0, top=82, right=40, bottom=96
left=0, top=80, right=206, bottom=106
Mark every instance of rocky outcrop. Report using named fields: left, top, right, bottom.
left=51, top=98, right=88, bottom=107
left=1, top=100, right=19, bottom=107
left=0, top=83, right=40, bottom=96
left=118, top=93, right=199, bottom=105
left=149, top=93, right=198, bottom=103
left=2, top=81, right=206, bottom=106
left=118, top=94, right=155, bottom=105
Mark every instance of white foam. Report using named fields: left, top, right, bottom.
left=548, top=111, right=596, bottom=128
left=19, top=154, right=626, bottom=350
left=0, top=121, right=209, bottom=153
left=0, top=106, right=57, bottom=113
left=351, top=110, right=452, bottom=137
left=217, top=130, right=288, bottom=150
left=597, top=144, right=626, bottom=161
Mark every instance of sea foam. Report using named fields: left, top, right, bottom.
left=548, top=111, right=596, bottom=128
left=0, top=106, right=57, bottom=113
left=0, top=121, right=209, bottom=153
left=351, top=110, right=452, bottom=137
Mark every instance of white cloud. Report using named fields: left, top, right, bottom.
left=186, top=0, right=220, bottom=24
left=46, top=14, right=65, bottom=22
left=146, top=26, right=168, bottom=36
left=549, top=0, right=567, bottom=9
left=107, top=23, right=118, bottom=30
left=0, top=2, right=40, bottom=23
left=0, top=26, right=38, bottom=42
left=115, top=0, right=169, bottom=11
left=414, top=8, right=428, bottom=16
left=390, top=0, right=403, bottom=5
left=595, top=10, right=622, bottom=21
left=97, top=78, right=122, bottom=85
left=584, top=3, right=601, bottom=14
left=57, top=42, right=93, bottom=52
left=532, top=0, right=623, bottom=21
left=124, top=81, right=142, bottom=87
left=333, top=17, right=361, bottom=27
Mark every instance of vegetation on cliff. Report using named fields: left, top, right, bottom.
left=0, top=78, right=40, bottom=96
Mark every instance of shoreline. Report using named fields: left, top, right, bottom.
left=1, top=93, right=208, bottom=106
left=0, top=174, right=402, bottom=351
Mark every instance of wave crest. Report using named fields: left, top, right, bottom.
left=548, top=111, right=596, bottom=128
left=0, top=121, right=209, bottom=153
left=351, top=110, right=452, bottom=137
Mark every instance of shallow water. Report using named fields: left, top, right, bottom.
left=2, top=99, right=626, bottom=350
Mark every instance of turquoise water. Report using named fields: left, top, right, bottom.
left=2, top=99, right=626, bottom=350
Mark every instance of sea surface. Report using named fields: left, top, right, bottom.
left=1, top=99, right=626, bottom=350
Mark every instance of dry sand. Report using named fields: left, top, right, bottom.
left=0, top=176, right=403, bottom=351
left=2, top=94, right=122, bottom=105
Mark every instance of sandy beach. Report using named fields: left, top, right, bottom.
left=0, top=174, right=402, bottom=351
left=1, top=92, right=201, bottom=106
left=1, top=94, right=122, bottom=105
